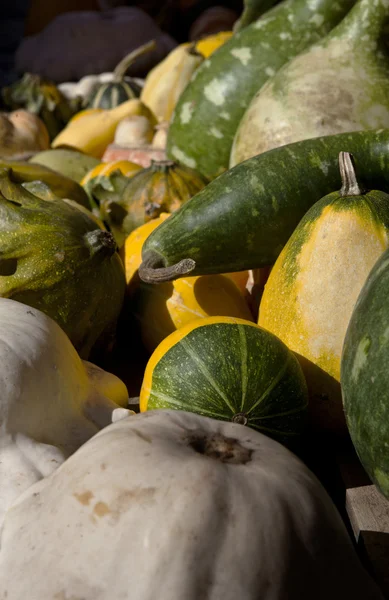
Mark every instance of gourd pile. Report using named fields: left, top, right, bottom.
left=0, top=1, right=389, bottom=598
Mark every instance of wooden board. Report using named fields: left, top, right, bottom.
left=335, top=443, right=389, bottom=599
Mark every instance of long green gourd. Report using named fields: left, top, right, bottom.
left=166, top=0, right=356, bottom=181
left=233, top=0, right=280, bottom=31
left=232, top=0, right=389, bottom=166
left=140, top=129, right=389, bottom=283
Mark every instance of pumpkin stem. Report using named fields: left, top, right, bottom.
left=232, top=413, right=248, bottom=426
left=84, top=229, right=117, bottom=257
left=187, top=431, right=252, bottom=464
left=113, top=40, right=157, bottom=81
left=139, top=250, right=196, bottom=283
left=150, top=159, right=176, bottom=173
left=339, top=151, right=365, bottom=197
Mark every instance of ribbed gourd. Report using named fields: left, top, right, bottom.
left=140, top=316, right=309, bottom=446
left=258, top=152, right=389, bottom=433
left=86, top=42, right=154, bottom=110
left=0, top=168, right=126, bottom=359
left=98, top=160, right=208, bottom=247
left=231, top=0, right=389, bottom=165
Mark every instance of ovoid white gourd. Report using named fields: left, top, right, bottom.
left=0, top=298, right=131, bottom=526
left=0, top=410, right=383, bottom=600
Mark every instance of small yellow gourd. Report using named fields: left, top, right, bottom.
left=140, top=44, right=204, bottom=123
left=122, top=215, right=253, bottom=352
left=52, top=100, right=157, bottom=158
left=81, top=160, right=142, bottom=187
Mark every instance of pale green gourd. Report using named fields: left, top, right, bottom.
left=231, top=0, right=389, bottom=166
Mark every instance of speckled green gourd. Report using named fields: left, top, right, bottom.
left=166, top=0, right=356, bottom=181
left=341, top=248, right=389, bottom=499
left=231, top=0, right=389, bottom=166
left=139, top=129, right=389, bottom=283
left=0, top=169, right=126, bottom=358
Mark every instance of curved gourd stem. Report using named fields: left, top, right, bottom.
left=113, top=40, right=157, bottom=81
left=139, top=251, right=196, bottom=284
left=339, top=151, right=366, bottom=197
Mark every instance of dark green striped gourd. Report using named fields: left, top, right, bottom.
left=166, top=0, right=356, bottom=180
left=140, top=316, right=308, bottom=446
left=88, top=42, right=154, bottom=110
left=341, top=248, right=389, bottom=500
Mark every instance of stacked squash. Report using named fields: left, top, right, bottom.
left=1, top=3, right=389, bottom=598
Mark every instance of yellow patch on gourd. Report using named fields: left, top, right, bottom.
left=351, top=336, right=371, bottom=382
left=259, top=205, right=388, bottom=382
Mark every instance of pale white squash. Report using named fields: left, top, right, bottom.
left=0, top=298, right=131, bottom=526
left=0, top=410, right=383, bottom=600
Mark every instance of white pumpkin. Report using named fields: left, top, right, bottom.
left=0, top=410, right=382, bottom=600
left=0, top=298, right=131, bottom=526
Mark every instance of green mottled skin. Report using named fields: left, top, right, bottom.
left=0, top=169, right=126, bottom=359
left=232, top=0, right=389, bottom=165
left=142, top=129, right=389, bottom=276
left=341, top=248, right=389, bottom=499
left=166, top=0, right=356, bottom=181
left=0, top=160, right=91, bottom=208
left=147, top=322, right=308, bottom=445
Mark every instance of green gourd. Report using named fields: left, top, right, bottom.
left=140, top=317, right=308, bottom=446
left=0, top=160, right=90, bottom=208
left=139, top=129, right=389, bottom=283
left=233, top=0, right=280, bottom=32
left=166, top=0, right=356, bottom=181
left=87, top=42, right=154, bottom=110
left=341, top=247, right=389, bottom=500
left=0, top=169, right=125, bottom=359
left=231, top=0, right=389, bottom=166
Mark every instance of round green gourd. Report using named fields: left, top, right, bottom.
left=0, top=168, right=126, bottom=359
left=140, top=316, right=308, bottom=446
left=341, top=247, right=389, bottom=500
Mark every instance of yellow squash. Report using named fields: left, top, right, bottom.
left=81, top=160, right=142, bottom=187
left=122, top=215, right=252, bottom=353
left=140, top=33, right=233, bottom=124
left=258, top=153, right=389, bottom=433
left=140, top=44, right=203, bottom=124
left=52, top=99, right=157, bottom=158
